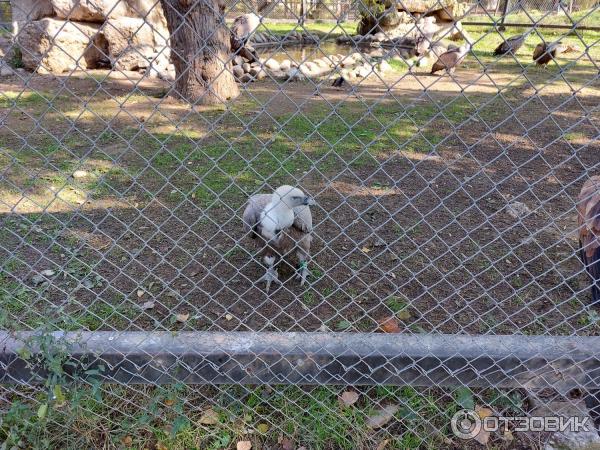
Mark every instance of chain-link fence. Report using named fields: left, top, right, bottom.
left=0, top=0, right=599, bottom=448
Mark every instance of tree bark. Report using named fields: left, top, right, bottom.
left=160, top=0, right=239, bottom=104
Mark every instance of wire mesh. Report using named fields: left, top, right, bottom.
left=0, top=0, right=599, bottom=448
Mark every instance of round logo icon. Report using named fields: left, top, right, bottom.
left=451, top=409, right=481, bottom=440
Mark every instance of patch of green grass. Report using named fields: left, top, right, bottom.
left=467, top=7, right=600, bottom=27
left=302, top=291, right=317, bottom=306
left=388, top=58, right=409, bottom=72
left=69, top=300, right=136, bottom=331
left=0, top=276, right=40, bottom=329
left=564, top=131, right=587, bottom=142
left=0, top=91, right=50, bottom=108
left=464, top=21, right=600, bottom=75
left=385, top=296, right=408, bottom=314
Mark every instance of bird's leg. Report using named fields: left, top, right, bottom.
left=295, top=252, right=311, bottom=286
left=257, top=255, right=280, bottom=293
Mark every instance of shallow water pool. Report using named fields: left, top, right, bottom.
left=256, top=42, right=352, bottom=64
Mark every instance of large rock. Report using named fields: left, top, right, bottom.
left=52, top=0, right=129, bottom=21
left=10, top=0, right=54, bottom=35
left=18, top=18, right=107, bottom=73
left=103, top=17, right=158, bottom=71
left=51, top=0, right=167, bottom=28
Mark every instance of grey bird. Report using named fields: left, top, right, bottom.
left=231, top=13, right=260, bottom=47
left=494, top=33, right=527, bottom=56
left=230, top=13, right=261, bottom=63
left=243, top=185, right=315, bottom=292
left=430, top=44, right=470, bottom=75
left=533, top=41, right=579, bottom=66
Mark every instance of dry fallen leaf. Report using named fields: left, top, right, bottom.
left=136, top=289, right=144, bottom=298
left=376, top=439, right=390, bottom=450
left=237, top=441, right=252, bottom=450
left=199, top=408, right=219, bottom=425
left=156, top=442, right=168, bottom=450
left=121, top=435, right=133, bottom=446
left=378, top=316, right=400, bottom=333
left=366, top=405, right=399, bottom=429
left=476, top=406, right=493, bottom=419
left=361, top=246, right=371, bottom=253
left=225, top=313, right=233, bottom=321
left=176, top=313, right=190, bottom=323
left=473, top=405, right=493, bottom=445
left=164, top=398, right=175, bottom=406
left=339, top=390, right=360, bottom=407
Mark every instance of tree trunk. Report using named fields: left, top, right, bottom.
left=160, top=0, right=239, bottom=105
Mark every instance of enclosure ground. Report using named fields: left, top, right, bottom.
left=0, top=15, right=599, bottom=450
left=1, top=23, right=599, bottom=336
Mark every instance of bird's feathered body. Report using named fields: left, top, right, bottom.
left=231, top=13, right=260, bottom=46
left=533, top=42, right=578, bottom=66
left=332, top=76, right=345, bottom=87
left=578, top=176, right=600, bottom=304
left=431, top=44, right=469, bottom=74
left=243, top=194, right=312, bottom=246
left=494, top=34, right=526, bottom=55
left=230, top=13, right=261, bottom=63
left=243, top=186, right=314, bottom=291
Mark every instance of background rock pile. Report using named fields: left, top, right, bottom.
left=11, top=0, right=172, bottom=78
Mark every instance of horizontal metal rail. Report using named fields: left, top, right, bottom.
left=1, top=332, right=600, bottom=388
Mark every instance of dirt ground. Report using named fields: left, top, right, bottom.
left=0, top=55, right=599, bottom=336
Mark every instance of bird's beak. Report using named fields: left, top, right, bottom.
left=303, top=196, right=316, bottom=206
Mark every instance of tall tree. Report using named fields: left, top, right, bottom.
left=160, top=0, right=239, bottom=104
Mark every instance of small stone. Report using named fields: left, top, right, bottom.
left=141, top=301, right=155, bottom=310
left=249, top=67, right=266, bottom=80
left=40, top=269, right=55, bottom=277
left=240, top=73, right=254, bottom=83
left=232, top=65, right=244, bottom=79
left=0, top=63, right=14, bottom=77
left=373, top=32, right=386, bottom=42
left=356, top=66, right=371, bottom=78
left=279, top=59, right=291, bottom=71
left=31, top=274, right=46, bottom=286
left=263, top=58, right=280, bottom=71
left=507, top=201, right=532, bottom=219
left=72, top=169, right=88, bottom=178
left=377, top=60, right=392, bottom=73
left=225, top=314, right=233, bottom=321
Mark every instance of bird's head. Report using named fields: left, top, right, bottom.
left=273, top=185, right=315, bottom=208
